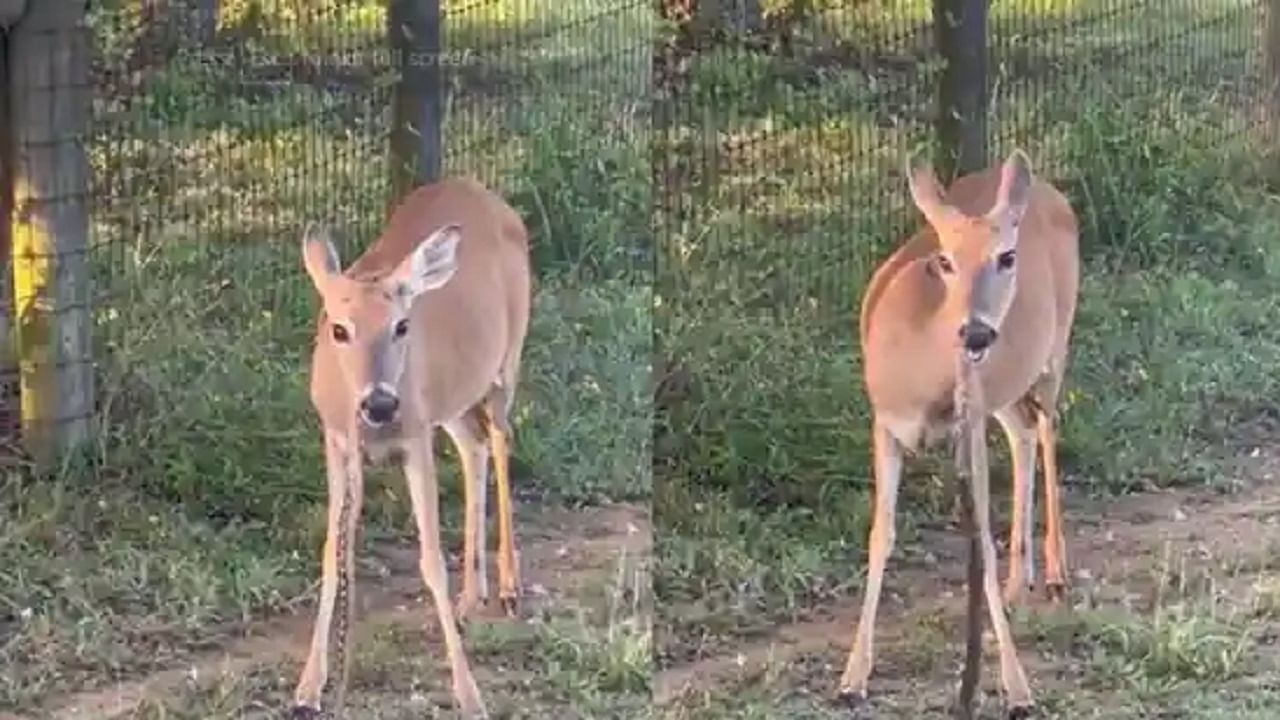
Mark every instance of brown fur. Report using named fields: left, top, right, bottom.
left=292, top=177, right=530, bottom=720
left=309, top=177, right=530, bottom=432
left=839, top=151, right=1080, bottom=716
left=859, top=164, right=1078, bottom=447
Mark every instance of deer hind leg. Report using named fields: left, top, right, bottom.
left=837, top=421, right=904, bottom=703
left=995, top=402, right=1038, bottom=607
left=443, top=410, right=492, bottom=621
left=1036, top=403, right=1068, bottom=602
left=403, top=432, right=488, bottom=718
left=1029, top=369, right=1069, bottom=602
left=292, top=433, right=364, bottom=718
left=968, top=421, right=1034, bottom=714
left=482, top=383, right=521, bottom=616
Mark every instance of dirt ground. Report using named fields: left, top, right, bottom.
left=7, top=502, right=651, bottom=720
left=656, top=450, right=1280, bottom=719
left=11, top=452, right=1280, bottom=719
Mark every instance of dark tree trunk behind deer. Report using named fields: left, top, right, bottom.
left=388, top=0, right=444, bottom=210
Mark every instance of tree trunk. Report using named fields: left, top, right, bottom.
left=934, top=0, right=989, bottom=180
left=0, top=0, right=24, bottom=28
left=7, top=0, right=95, bottom=468
left=388, top=0, right=443, bottom=209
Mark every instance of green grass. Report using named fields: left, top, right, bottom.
left=662, top=539, right=1280, bottom=719
left=1025, top=575, right=1258, bottom=693
left=0, top=471, right=309, bottom=706
left=665, top=671, right=1280, bottom=720
left=0, top=276, right=649, bottom=710
left=120, top=534, right=652, bottom=719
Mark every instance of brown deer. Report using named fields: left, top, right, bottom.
left=839, top=150, right=1079, bottom=716
left=290, top=177, right=531, bottom=720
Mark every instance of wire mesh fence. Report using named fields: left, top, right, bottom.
left=0, top=0, right=1271, bottom=470
left=656, top=0, right=1267, bottom=333
left=0, top=0, right=652, bottom=472
left=988, top=0, right=1261, bottom=179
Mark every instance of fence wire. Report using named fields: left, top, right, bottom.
left=0, top=0, right=1270, bottom=467
left=0, top=0, right=651, bottom=467
left=657, top=0, right=1266, bottom=332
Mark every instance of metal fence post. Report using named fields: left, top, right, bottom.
left=934, top=0, right=989, bottom=180
left=1266, top=0, right=1280, bottom=146
left=7, top=0, right=94, bottom=469
left=388, top=0, right=443, bottom=208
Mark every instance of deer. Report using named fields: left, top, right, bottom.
left=289, top=177, right=531, bottom=720
left=838, top=149, right=1079, bottom=717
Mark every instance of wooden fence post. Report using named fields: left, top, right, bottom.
left=7, top=0, right=94, bottom=469
left=933, top=0, right=989, bottom=180
left=1, top=0, right=26, bottom=448
left=2, top=25, right=12, bottom=402
left=388, top=0, right=443, bottom=208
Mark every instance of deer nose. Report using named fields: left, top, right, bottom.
left=360, top=389, right=400, bottom=425
left=959, top=321, right=998, bottom=353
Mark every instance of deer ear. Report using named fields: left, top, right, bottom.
left=906, top=155, right=952, bottom=227
left=302, top=223, right=341, bottom=290
left=990, top=149, right=1033, bottom=225
left=392, top=223, right=461, bottom=300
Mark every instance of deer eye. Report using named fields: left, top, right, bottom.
left=393, top=318, right=409, bottom=339
left=332, top=324, right=350, bottom=343
left=936, top=254, right=955, bottom=274
left=996, top=249, right=1016, bottom=270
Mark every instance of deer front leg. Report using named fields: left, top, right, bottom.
left=485, top=388, right=521, bottom=616
left=995, top=406, right=1037, bottom=606
left=837, top=422, right=903, bottom=703
left=969, top=426, right=1034, bottom=716
left=292, top=432, right=364, bottom=718
left=403, top=432, right=488, bottom=719
left=443, top=414, right=491, bottom=620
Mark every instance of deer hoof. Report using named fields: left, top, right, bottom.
left=1045, top=582, right=1067, bottom=604
left=287, top=704, right=322, bottom=719
left=1003, top=582, right=1029, bottom=607
left=1007, top=703, right=1035, bottom=719
left=500, top=593, right=520, bottom=617
left=455, top=591, right=485, bottom=622
left=834, top=688, right=869, bottom=710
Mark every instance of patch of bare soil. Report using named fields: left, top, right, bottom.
left=655, top=451, right=1280, bottom=711
left=23, top=502, right=650, bottom=720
